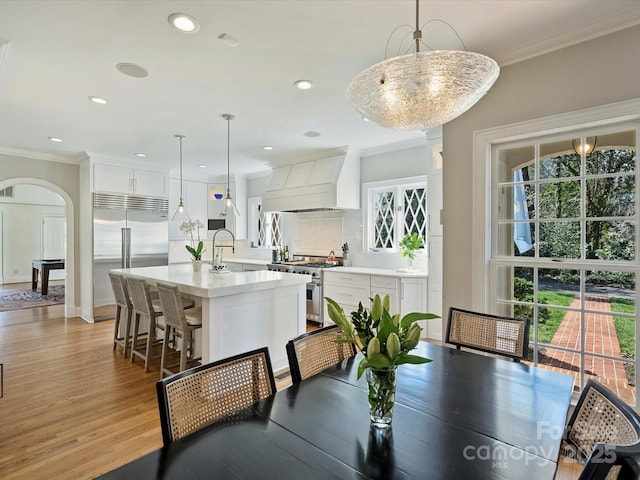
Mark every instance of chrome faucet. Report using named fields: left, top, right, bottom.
left=212, top=228, right=235, bottom=264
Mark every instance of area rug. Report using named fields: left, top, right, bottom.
left=0, top=285, right=65, bottom=311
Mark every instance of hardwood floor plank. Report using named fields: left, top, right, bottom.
left=0, top=286, right=294, bottom=480
left=0, top=304, right=162, bottom=479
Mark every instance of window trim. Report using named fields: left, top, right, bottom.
left=474, top=99, right=640, bottom=407
left=472, top=98, right=640, bottom=310
left=362, top=175, right=427, bottom=253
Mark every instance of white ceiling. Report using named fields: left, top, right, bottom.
left=1, top=0, right=640, bottom=179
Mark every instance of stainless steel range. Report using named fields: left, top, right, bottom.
left=267, top=255, right=341, bottom=324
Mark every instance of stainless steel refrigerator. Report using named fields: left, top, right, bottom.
left=93, top=193, right=169, bottom=319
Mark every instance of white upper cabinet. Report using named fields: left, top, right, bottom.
left=169, top=178, right=208, bottom=240
left=94, top=163, right=167, bottom=198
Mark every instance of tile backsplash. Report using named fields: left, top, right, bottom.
left=297, top=217, right=343, bottom=255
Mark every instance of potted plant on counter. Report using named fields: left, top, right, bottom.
left=181, top=220, right=206, bottom=271
left=398, top=232, right=424, bottom=272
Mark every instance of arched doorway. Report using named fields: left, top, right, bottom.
left=0, top=178, right=75, bottom=316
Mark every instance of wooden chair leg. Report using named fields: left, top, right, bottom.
left=122, top=309, right=132, bottom=358
left=130, top=313, right=140, bottom=363
left=160, top=326, right=171, bottom=379
left=143, top=317, right=154, bottom=372
left=180, top=331, right=190, bottom=372
left=112, top=305, right=121, bottom=351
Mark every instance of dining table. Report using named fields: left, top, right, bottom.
left=96, top=341, right=575, bottom=479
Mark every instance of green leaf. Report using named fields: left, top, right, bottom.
left=400, top=312, right=440, bottom=330
left=366, top=352, right=393, bottom=369
left=399, top=233, right=424, bottom=259
left=357, top=357, right=369, bottom=379
left=185, top=241, right=205, bottom=260
left=376, top=309, right=395, bottom=343
left=394, top=353, right=432, bottom=365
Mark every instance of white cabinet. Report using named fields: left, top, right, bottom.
left=242, top=264, right=267, bottom=272
left=225, top=262, right=243, bottom=273
left=207, top=182, right=236, bottom=238
left=224, top=262, right=268, bottom=272
left=322, top=271, right=370, bottom=325
left=323, top=269, right=436, bottom=340
left=370, top=275, right=400, bottom=314
left=169, top=178, right=208, bottom=240
left=400, top=277, right=439, bottom=340
left=94, top=163, right=167, bottom=197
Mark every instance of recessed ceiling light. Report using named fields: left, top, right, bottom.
left=168, top=13, right=200, bottom=33
left=198, top=164, right=207, bottom=168
left=294, top=80, right=314, bottom=90
left=48, top=136, right=62, bottom=143
left=88, top=96, right=107, bottom=104
left=302, top=131, right=320, bottom=138
left=263, top=146, right=273, bottom=151
left=116, top=63, right=148, bottom=78
left=134, top=153, right=147, bottom=157
left=362, top=116, right=370, bottom=122
left=218, top=33, right=239, bottom=47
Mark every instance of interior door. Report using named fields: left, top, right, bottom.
left=42, top=215, right=66, bottom=280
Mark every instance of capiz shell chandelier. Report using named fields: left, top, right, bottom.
left=347, top=1, right=499, bottom=131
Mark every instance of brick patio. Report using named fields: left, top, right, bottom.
left=534, top=295, right=635, bottom=405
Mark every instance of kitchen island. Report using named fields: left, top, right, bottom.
left=114, top=264, right=310, bottom=371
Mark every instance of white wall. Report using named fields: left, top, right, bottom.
left=443, top=24, right=640, bottom=314
left=244, top=139, right=441, bottom=273
left=0, top=153, right=79, bottom=316
left=0, top=184, right=65, bottom=283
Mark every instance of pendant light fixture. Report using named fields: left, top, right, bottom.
left=347, top=0, right=499, bottom=131
left=220, top=114, right=240, bottom=217
left=572, top=136, right=597, bottom=156
left=171, top=134, right=190, bottom=222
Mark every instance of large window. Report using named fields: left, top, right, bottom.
left=364, top=176, right=427, bottom=252
left=490, top=126, right=638, bottom=407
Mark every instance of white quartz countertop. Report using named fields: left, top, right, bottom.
left=326, top=266, right=427, bottom=278
left=113, top=264, right=309, bottom=298
left=222, top=258, right=271, bottom=266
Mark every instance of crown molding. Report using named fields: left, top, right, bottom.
left=0, top=146, right=84, bottom=164
left=497, top=10, right=640, bottom=66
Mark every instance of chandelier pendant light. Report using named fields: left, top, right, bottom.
left=171, top=134, right=190, bottom=222
left=347, top=0, right=500, bottom=131
left=220, top=113, right=240, bottom=217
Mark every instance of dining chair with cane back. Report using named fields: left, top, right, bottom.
left=576, top=441, right=640, bottom=480
left=563, top=380, right=640, bottom=465
left=155, top=347, right=277, bottom=446
left=286, top=325, right=356, bottom=383
left=155, top=281, right=203, bottom=379
left=445, top=307, right=530, bottom=362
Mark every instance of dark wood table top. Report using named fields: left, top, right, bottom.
left=97, top=342, right=574, bottom=480
left=32, top=259, right=64, bottom=267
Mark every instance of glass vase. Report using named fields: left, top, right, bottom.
left=366, top=366, right=398, bottom=428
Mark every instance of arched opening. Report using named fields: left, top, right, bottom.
left=0, top=178, right=75, bottom=316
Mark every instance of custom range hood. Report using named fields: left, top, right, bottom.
left=261, top=147, right=360, bottom=213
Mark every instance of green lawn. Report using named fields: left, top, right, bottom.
left=520, top=290, right=636, bottom=358
left=609, top=297, right=636, bottom=359
left=535, top=291, right=575, bottom=344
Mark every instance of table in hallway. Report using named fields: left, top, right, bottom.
left=97, top=342, right=574, bottom=479
left=31, top=259, right=64, bottom=296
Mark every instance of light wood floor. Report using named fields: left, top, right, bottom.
left=0, top=283, right=293, bottom=480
